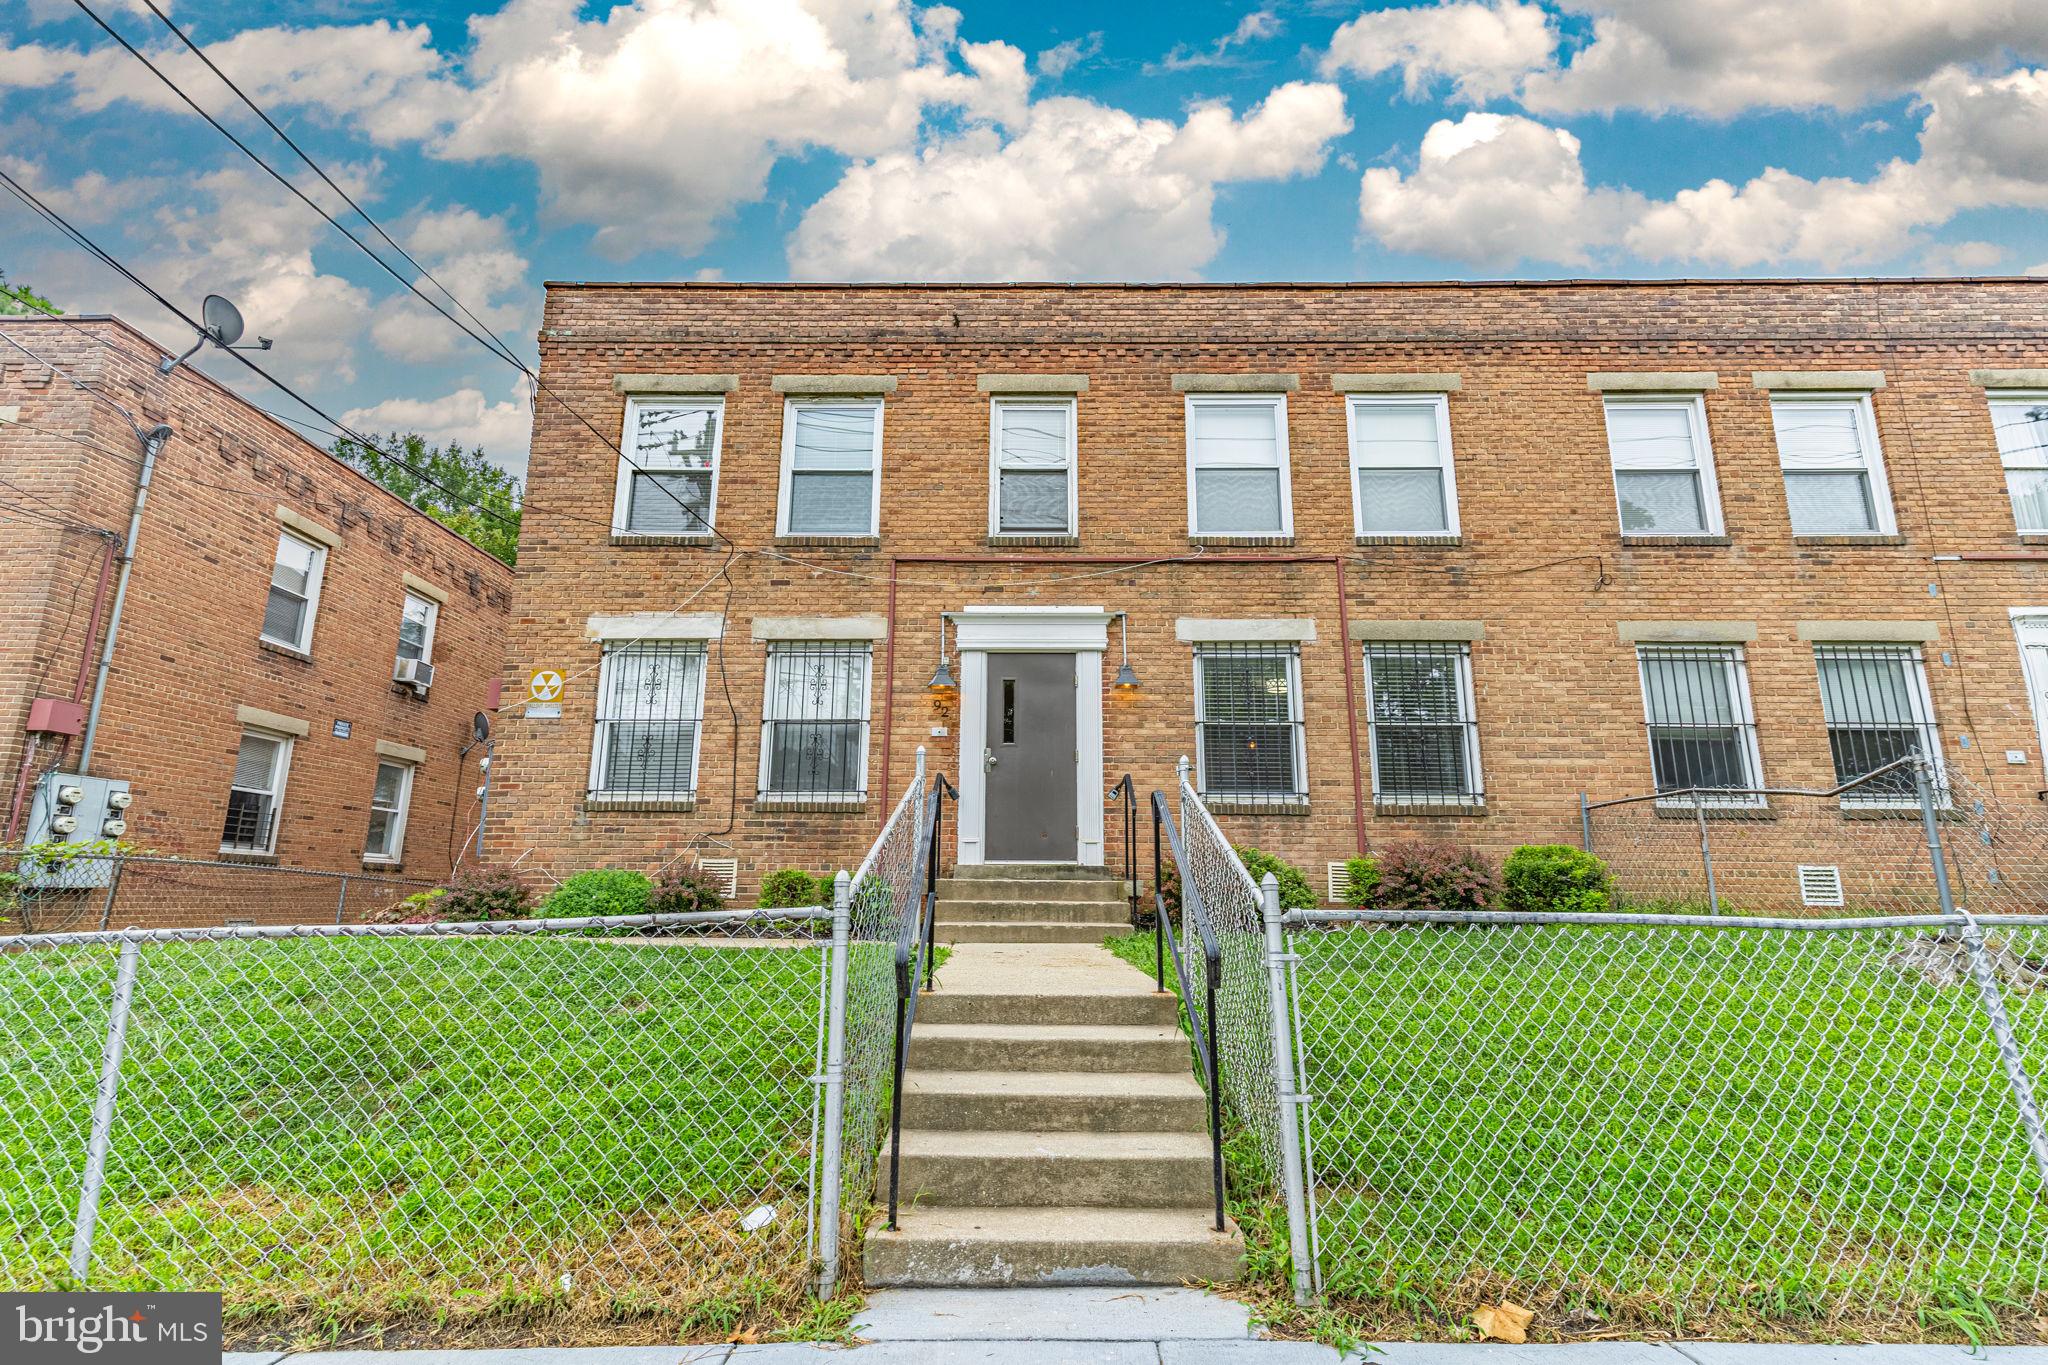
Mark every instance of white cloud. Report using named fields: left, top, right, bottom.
left=369, top=207, right=534, bottom=363
left=0, top=157, right=157, bottom=225
left=343, top=379, right=533, bottom=475
left=1921, top=240, right=2008, bottom=273
left=1036, top=32, right=1101, bottom=81
left=1321, top=0, right=1554, bottom=104
left=1152, top=10, right=1282, bottom=73
left=790, top=81, right=1350, bottom=280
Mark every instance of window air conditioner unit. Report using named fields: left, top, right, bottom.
left=394, top=657, right=434, bottom=692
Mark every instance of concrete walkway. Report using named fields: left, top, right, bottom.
left=222, top=1288, right=2048, bottom=1364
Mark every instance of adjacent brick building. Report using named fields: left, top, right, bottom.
left=1, top=315, right=513, bottom=926
left=491, top=279, right=2048, bottom=907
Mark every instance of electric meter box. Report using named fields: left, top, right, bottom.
left=21, top=771, right=132, bottom=889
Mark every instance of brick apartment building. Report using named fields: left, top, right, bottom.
left=1, top=315, right=513, bottom=925
left=489, top=279, right=2048, bottom=905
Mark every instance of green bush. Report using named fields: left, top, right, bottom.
left=1377, top=841, right=1499, bottom=913
left=1502, top=844, right=1613, bottom=914
left=1234, top=845, right=1317, bottom=910
left=652, top=863, right=726, bottom=915
left=541, top=869, right=651, bottom=920
left=437, top=864, right=533, bottom=921
left=1340, top=855, right=1381, bottom=907
left=757, top=867, right=826, bottom=909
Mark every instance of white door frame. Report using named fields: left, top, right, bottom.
left=2011, top=609, right=2048, bottom=763
left=954, top=605, right=1110, bottom=866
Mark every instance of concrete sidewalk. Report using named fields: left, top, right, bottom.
left=222, top=1288, right=2048, bottom=1365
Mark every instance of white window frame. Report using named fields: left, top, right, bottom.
left=397, top=592, right=439, bottom=665
left=1184, top=394, right=1295, bottom=538
left=261, top=529, right=326, bottom=653
left=1989, top=392, right=2048, bottom=534
left=1361, top=641, right=1484, bottom=806
left=1635, top=644, right=1767, bottom=808
left=755, top=642, right=875, bottom=801
left=363, top=760, right=415, bottom=864
left=987, top=396, right=1079, bottom=537
left=1346, top=393, right=1460, bottom=538
left=613, top=395, right=725, bottom=536
left=1769, top=392, right=1898, bottom=536
left=1190, top=644, right=1308, bottom=804
left=1602, top=394, right=1725, bottom=537
left=221, top=727, right=293, bottom=855
left=775, top=397, right=884, bottom=537
left=1811, top=642, right=1942, bottom=809
left=587, top=642, right=710, bottom=801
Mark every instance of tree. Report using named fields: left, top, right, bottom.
left=0, top=269, right=57, bottom=316
left=332, top=431, right=522, bottom=565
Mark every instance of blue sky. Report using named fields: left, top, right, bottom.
left=5, top=0, right=2046, bottom=476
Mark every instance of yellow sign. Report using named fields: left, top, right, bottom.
left=527, top=669, right=564, bottom=703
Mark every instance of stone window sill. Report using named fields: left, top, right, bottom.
left=1620, top=534, right=1731, bottom=547
left=611, top=533, right=716, bottom=547
left=753, top=797, right=868, bottom=814
left=258, top=638, right=314, bottom=664
left=1842, top=803, right=1960, bottom=821
left=2019, top=533, right=2048, bottom=546
left=1653, top=803, right=1775, bottom=821
left=1793, top=534, right=1907, bottom=547
left=362, top=859, right=404, bottom=873
left=987, top=534, right=1080, bottom=548
left=1375, top=801, right=1487, bottom=817
left=775, top=535, right=880, bottom=549
left=1356, top=534, right=1461, bottom=547
left=1202, top=796, right=1309, bottom=816
left=1190, top=535, right=1295, bottom=548
left=584, top=795, right=698, bottom=813
left=218, top=850, right=280, bottom=864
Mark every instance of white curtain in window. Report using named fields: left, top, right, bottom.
left=996, top=402, right=1072, bottom=532
left=1606, top=403, right=1706, bottom=534
left=788, top=404, right=877, bottom=534
left=1771, top=399, right=1877, bottom=533
left=1191, top=403, right=1283, bottom=534
left=1353, top=402, right=1449, bottom=534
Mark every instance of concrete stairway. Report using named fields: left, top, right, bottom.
left=863, top=927, right=1244, bottom=1288
left=931, top=863, right=1132, bottom=944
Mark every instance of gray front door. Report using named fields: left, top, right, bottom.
left=984, top=651, right=1078, bottom=862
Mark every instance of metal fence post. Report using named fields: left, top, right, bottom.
left=815, top=870, right=853, bottom=1299
left=69, top=937, right=140, bottom=1282
left=95, top=855, right=124, bottom=932
left=1693, top=791, right=1720, bottom=916
left=1958, top=911, right=2048, bottom=1192
left=1259, top=872, right=1314, bottom=1306
left=334, top=873, right=350, bottom=926
left=1913, top=759, right=1959, bottom=919
left=1579, top=793, right=1593, bottom=853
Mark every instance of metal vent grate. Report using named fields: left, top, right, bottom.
left=698, top=858, right=739, bottom=899
left=1797, top=864, right=1845, bottom=908
left=1328, top=861, right=1352, bottom=904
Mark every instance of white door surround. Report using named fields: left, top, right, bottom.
left=954, top=606, right=1110, bottom=866
left=2012, top=609, right=2048, bottom=765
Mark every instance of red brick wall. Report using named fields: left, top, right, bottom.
left=489, top=280, right=2048, bottom=906
left=0, top=317, right=513, bottom=915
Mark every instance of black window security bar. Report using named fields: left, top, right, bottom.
left=591, top=641, right=706, bottom=798
left=1195, top=643, right=1303, bottom=803
left=1364, top=641, right=1482, bottom=805
left=1636, top=645, right=1763, bottom=801
left=1815, top=644, right=1941, bottom=804
left=760, top=642, right=871, bottom=805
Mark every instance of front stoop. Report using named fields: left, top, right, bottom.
left=865, top=933, right=1244, bottom=1288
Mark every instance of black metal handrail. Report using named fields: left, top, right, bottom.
left=1150, top=788, right=1226, bottom=1232
left=886, top=771, right=955, bottom=1231
left=1110, top=773, right=1140, bottom=937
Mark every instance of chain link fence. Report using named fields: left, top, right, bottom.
left=2, top=849, right=441, bottom=935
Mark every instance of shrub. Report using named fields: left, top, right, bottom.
left=1140, top=857, right=1176, bottom=931
left=1502, top=844, right=1613, bottom=914
left=1234, top=845, right=1317, bottom=910
left=1377, top=841, right=1499, bottom=914
left=1340, top=855, right=1381, bottom=908
left=757, top=867, right=826, bottom=909
left=436, top=863, right=532, bottom=921
left=541, top=869, right=651, bottom=920
left=653, top=863, right=726, bottom=915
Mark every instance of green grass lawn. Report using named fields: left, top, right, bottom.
left=1, top=935, right=830, bottom=1337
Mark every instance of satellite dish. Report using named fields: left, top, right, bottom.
left=202, top=294, right=245, bottom=347
left=472, top=711, right=491, bottom=743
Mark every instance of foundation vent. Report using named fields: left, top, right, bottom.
left=697, top=857, right=740, bottom=899
left=1797, top=864, right=1845, bottom=909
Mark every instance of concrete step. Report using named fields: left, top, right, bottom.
left=919, top=988, right=1177, bottom=1028
left=901, top=1069, right=1208, bottom=1132
left=910, top=1022, right=1191, bottom=1073
left=892, top=1128, right=1213, bottom=1208
left=863, top=1205, right=1243, bottom=1287
left=947, top=863, right=1115, bottom=882
left=935, top=899, right=1130, bottom=925
left=937, top=920, right=1125, bottom=945
left=938, top=877, right=1130, bottom=903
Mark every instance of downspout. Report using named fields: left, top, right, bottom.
left=79, top=423, right=173, bottom=775
left=1331, top=555, right=1370, bottom=858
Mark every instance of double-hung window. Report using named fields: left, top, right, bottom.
left=1186, top=396, right=1292, bottom=537
left=990, top=398, right=1077, bottom=536
left=1769, top=394, right=1896, bottom=535
left=397, top=592, right=438, bottom=665
left=262, top=530, right=325, bottom=652
left=222, top=729, right=291, bottom=853
left=590, top=641, right=707, bottom=801
left=364, top=761, right=414, bottom=862
left=1990, top=394, right=2048, bottom=533
left=758, top=642, right=872, bottom=803
left=1363, top=642, right=1482, bottom=806
left=1636, top=645, right=1765, bottom=804
left=1349, top=395, right=1458, bottom=537
left=779, top=399, right=882, bottom=536
left=614, top=397, right=723, bottom=536
left=1814, top=644, right=1940, bottom=805
left=1603, top=396, right=1722, bottom=536
left=1193, top=644, right=1305, bottom=804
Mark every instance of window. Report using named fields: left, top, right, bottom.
left=1193, top=643, right=1305, bottom=804
left=1349, top=395, right=1458, bottom=536
left=990, top=398, right=1077, bottom=535
left=1769, top=394, right=1895, bottom=535
left=778, top=399, right=881, bottom=536
left=1814, top=644, right=1940, bottom=805
left=221, top=729, right=291, bottom=853
left=758, top=642, right=872, bottom=802
left=1603, top=396, right=1722, bottom=536
left=590, top=641, right=707, bottom=799
left=397, top=593, right=438, bottom=664
left=1635, top=645, right=1765, bottom=804
left=262, top=530, right=325, bottom=651
left=1363, top=642, right=1482, bottom=806
left=364, top=760, right=414, bottom=862
left=614, top=397, right=723, bottom=535
left=1186, top=396, right=1292, bottom=537
left=1990, top=394, right=2048, bottom=533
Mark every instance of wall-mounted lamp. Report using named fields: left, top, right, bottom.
left=1113, top=612, right=1141, bottom=692
left=927, top=613, right=957, bottom=692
